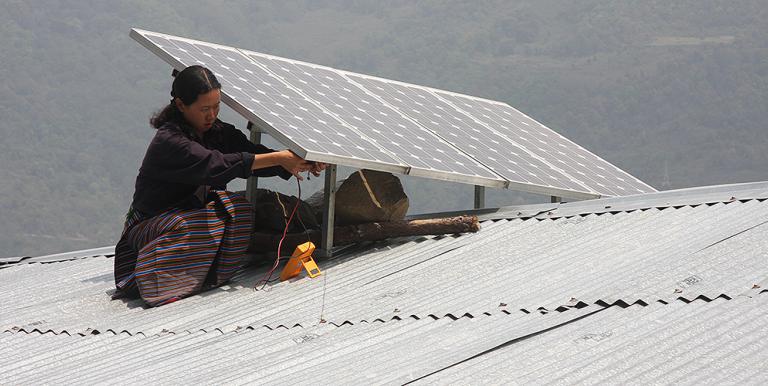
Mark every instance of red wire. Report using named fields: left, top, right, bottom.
left=256, top=176, right=302, bottom=290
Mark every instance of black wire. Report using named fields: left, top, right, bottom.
left=255, top=176, right=303, bottom=290
left=295, top=171, right=313, bottom=244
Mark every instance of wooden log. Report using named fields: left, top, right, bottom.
left=249, top=215, right=480, bottom=256
left=333, top=216, right=479, bottom=244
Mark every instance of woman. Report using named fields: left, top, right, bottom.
left=114, top=65, right=324, bottom=306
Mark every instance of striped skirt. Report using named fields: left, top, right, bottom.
left=114, top=191, right=253, bottom=307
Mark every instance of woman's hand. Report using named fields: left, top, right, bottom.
left=277, top=150, right=315, bottom=181
left=309, top=161, right=327, bottom=177
left=252, top=150, right=326, bottom=181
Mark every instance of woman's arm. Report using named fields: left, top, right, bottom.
left=219, top=121, right=325, bottom=180
left=218, top=121, right=295, bottom=179
left=142, top=128, right=254, bottom=186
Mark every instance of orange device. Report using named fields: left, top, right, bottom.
left=280, top=241, right=322, bottom=281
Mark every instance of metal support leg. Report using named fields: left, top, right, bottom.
left=320, top=164, right=337, bottom=257
left=551, top=196, right=562, bottom=203
left=474, top=185, right=485, bottom=209
left=245, top=122, right=261, bottom=203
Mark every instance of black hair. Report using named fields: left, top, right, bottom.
left=150, top=65, right=222, bottom=129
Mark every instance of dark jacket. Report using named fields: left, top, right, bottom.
left=131, top=119, right=290, bottom=216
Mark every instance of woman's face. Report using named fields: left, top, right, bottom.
left=176, top=88, right=221, bottom=134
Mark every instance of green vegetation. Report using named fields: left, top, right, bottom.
left=1, top=0, right=766, bottom=256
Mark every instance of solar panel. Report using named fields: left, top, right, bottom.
left=131, top=29, right=406, bottom=173
left=239, top=50, right=506, bottom=187
left=131, top=28, right=655, bottom=198
left=346, top=73, right=598, bottom=198
left=433, top=92, right=656, bottom=196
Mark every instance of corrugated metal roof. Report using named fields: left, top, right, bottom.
left=0, top=245, right=114, bottom=267
left=3, top=295, right=765, bottom=384
left=416, top=293, right=768, bottom=385
left=0, top=307, right=599, bottom=384
left=3, top=194, right=765, bottom=335
left=1, top=181, right=767, bottom=383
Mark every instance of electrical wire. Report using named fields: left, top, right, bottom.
left=295, top=181, right=313, bottom=244
left=256, top=169, right=328, bottom=322
left=255, top=175, right=303, bottom=290
left=254, top=167, right=321, bottom=290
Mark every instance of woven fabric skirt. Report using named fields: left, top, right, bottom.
left=113, top=191, right=253, bottom=306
